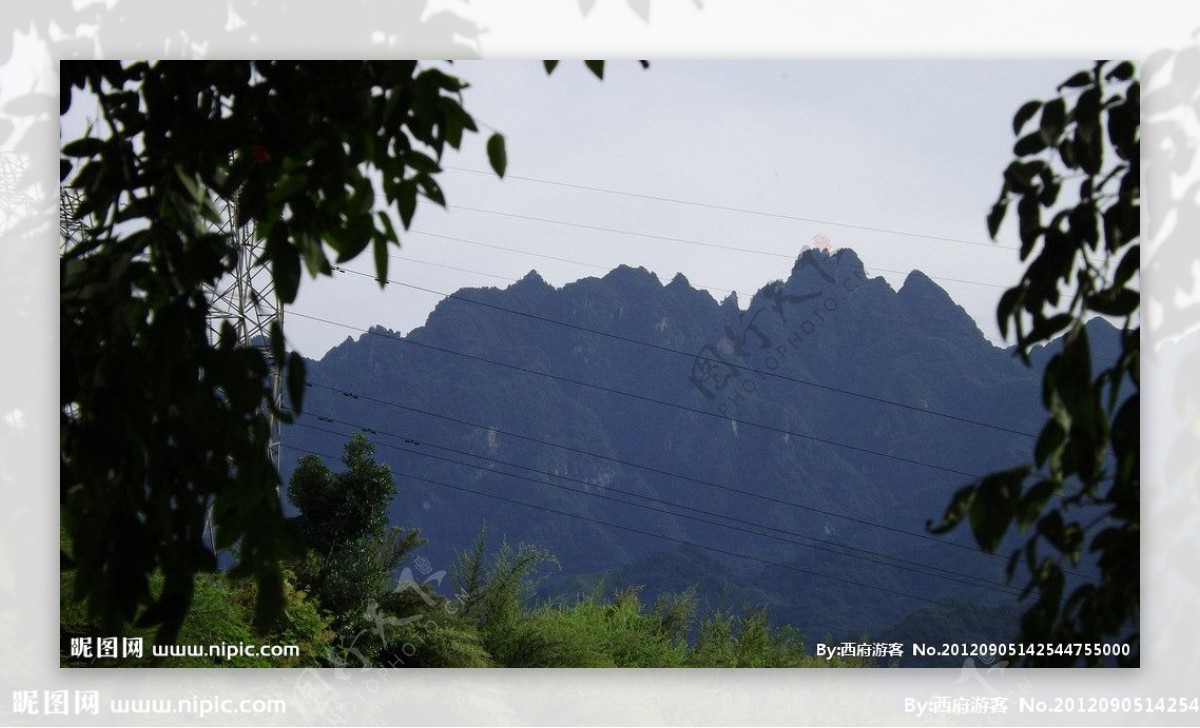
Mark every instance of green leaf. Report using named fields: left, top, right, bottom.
left=398, top=179, right=418, bottom=228
left=1038, top=98, right=1066, bottom=144
left=543, top=60, right=560, bottom=75
left=987, top=201, right=1008, bottom=239
left=1038, top=510, right=1067, bottom=552
left=1014, top=131, right=1047, bottom=157
left=1027, top=312, right=1073, bottom=348
left=1033, top=416, right=1067, bottom=474
left=405, top=151, right=441, bottom=175
left=968, top=467, right=1029, bottom=552
left=1058, top=137, right=1077, bottom=169
left=996, top=286, right=1023, bottom=341
left=584, top=60, right=605, bottom=80
left=416, top=174, right=446, bottom=207
left=1002, top=162, right=1037, bottom=196
left=372, top=234, right=390, bottom=288
left=1069, top=204, right=1099, bottom=249
left=1087, top=287, right=1139, bottom=317
left=236, top=182, right=267, bottom=229
left=62, top=137, right=106, bottom=158
left=287, top=352, right=306, bottom=414
left=331, top=224, right=371, bottom=264
left=378, top=210, right=399, bottom=244
left=269, top=319, right=287, bottom=371
left=1059, top=70, right=1093, bottom=89
left=440, top=98, right=467, bottom=149
left=927, top=484, right=976, bottom=535
left=272, top=241, right=301, bottom=304
left=1107, top=102, right=1138, bottom=162
left=1112, top=243, right=1139, bottom=288
left=252, top=568, right=285, bottom=633
left=1034, top=561, right=1065, bottom=622
left=1104, top=61, right=1135, bottom=82
left=1017, top=195, right=1042, bottom=253
left=174, top=165, right=204, bottom=204
left=1013, top=100, right=1042, bottom=135
left=1005, top=548, right=1021, bottom=582
left=486, top=132, right=507, bottom=178
left=1038, top=179, right=1061, bottom=207
left=1103, top=200, right=1136, bottom=252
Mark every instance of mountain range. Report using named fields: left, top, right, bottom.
left=281, top=247, right=1121, bottom=661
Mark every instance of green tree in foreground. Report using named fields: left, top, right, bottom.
left=61, top=537, right=332, bottom=668
left=64, top=431, right=876, bottom=668
left=59, top=60, right=611, bottom=642
left=441, top=528, right=870, bottom=668
left=287, top=433, right=423, bottom=626
left=930, top=61, right=1139, bottom=665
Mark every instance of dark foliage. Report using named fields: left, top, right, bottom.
left=929, top=61, right=1139, bottom=665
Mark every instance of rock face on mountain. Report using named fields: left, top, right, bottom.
left=283, top=247, right=1117, bottom=645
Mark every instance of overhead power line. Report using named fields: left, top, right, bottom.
left=441, top=203, right=1013, bottom=290
left=301, top=378, right=988, bottom=556
left=329, top=264, right=1038, bottom=440
left=441, top=164, right=1014, bottom=252
left=287, top=411, right=1023, bottom=595
left=281, top=441, right=1021, bottom=626
left=396, top=230, right=1012, bottom=347
left=436, top=164, right=1108, bottom=264
left=289, top=308, right=988, bottom=481
left=295, top=378, right=1098, bottom=582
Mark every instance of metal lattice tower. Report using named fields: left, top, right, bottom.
left=202, top=194, right=284, bottom=553
left=204, top=196, right=284, bottom=472
left=59, top=186, right=85, bottom=253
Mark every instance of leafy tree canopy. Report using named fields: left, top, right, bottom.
left=59, top=60, right=607, bottom=642
left=287, top=433, right=423, bottom=625
left=930, top=60, right=1139, bottom=666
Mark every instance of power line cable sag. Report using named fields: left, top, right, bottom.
left=301, top=378, right=989, bottom=556
left=289, top=307, right=988, bottom=481
left=329, top=263, right=1037, bottom=440
left=287, top=411, right=1023, bottom=595
left=438, top=164, right=1109, bottom=265
left=439, top=164, right=1016, bottom=252
left=397, top=229, right=1011, bottom=347
left=296, top=378, right=1099, bottom=583
left=408, top=229, right=630, bottom=278
left=375, top=190, right=1017, bottom=290
left=282, top=441, right=1021, bottom=626
left=438, top=203, right=1014, bottom=291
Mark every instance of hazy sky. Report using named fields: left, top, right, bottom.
left=281, top=59, right=1086, bottom=358
left=60, top=60, right=1088, bottom=357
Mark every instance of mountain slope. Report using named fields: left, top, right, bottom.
left=282, top=247, right=1118, bottom=647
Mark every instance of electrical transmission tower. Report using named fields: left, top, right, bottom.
left=56, top=130, right=283, bottom=554
left=204, top=196, right=285, bottom=472
left=59, top=186, right=84, bottom=252
left=201, top=194, right=284, bottom=553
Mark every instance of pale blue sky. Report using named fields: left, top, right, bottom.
left=287, top=59, right=1085, bottom=357
left=56, top=60, right=1088, bottom=357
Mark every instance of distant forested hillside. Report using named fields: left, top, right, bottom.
left=281, top=247, right=1121, bottom=664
